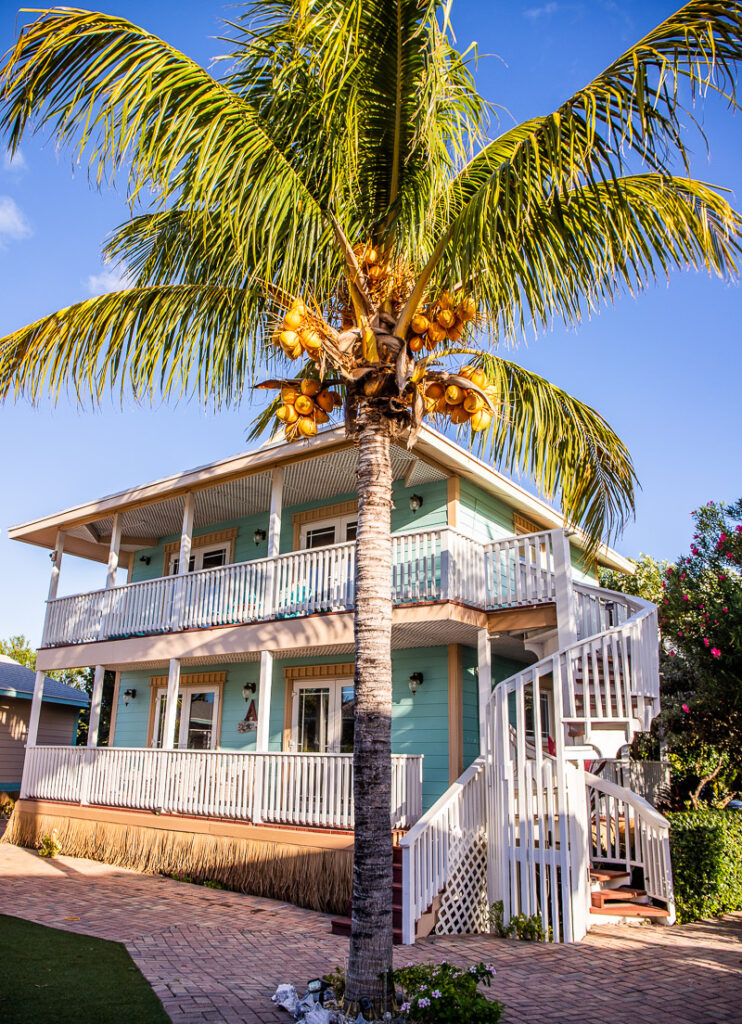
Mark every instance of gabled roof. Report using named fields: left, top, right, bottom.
left=0, top=655, right=90, bottom=706
left=7, top=424, right=634, bottom=572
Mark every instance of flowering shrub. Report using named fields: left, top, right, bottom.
left=37, top=829, right=62, bottom=858
left=393, top=961, right=502, bottom=1023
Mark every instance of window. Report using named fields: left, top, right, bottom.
left=151, top=685, right=220, bottom=749
left=301, top=514, right=357, bottom=549
left=169, top=543, right=228, bottom=575
left=291, top=678, right=354, bottom=752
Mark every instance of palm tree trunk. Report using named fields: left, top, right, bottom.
left=344, top=401, right=395, bottom=1010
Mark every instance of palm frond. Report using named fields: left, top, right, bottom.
left=402, top=0, right=742, bottom=333
left=469, top=354, right=637, bottom=551
left=0, top=285, right=261, bottom=407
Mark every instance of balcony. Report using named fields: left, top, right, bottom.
left=41, top=528, right=561, bottom=648
left=21, top=746, right=424, bottom=831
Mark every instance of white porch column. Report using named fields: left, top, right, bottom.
left=87, top=665, right=106, bottom=747
left=106, top=513, right=122, bottom=588
left=27, top=531, right=66, bottom=748
left=171, top=492, right=194, bottom=629
left=264, top=468, right=283, bottom=618
left=477, top=628, right=492, bottom=751
left=255, top=650, right=274, bottom=753
left=268, top=467, right=283, bottom=557
left=161, top=658, right=181, bottom=750
left=553, top=529, right=577, bottom=649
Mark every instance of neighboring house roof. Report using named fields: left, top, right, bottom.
left=0, top=655, right=90, bottom=707
left=7, top=424, right=634, bottom=573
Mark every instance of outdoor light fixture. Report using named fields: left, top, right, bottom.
left=242, top=682, right=256, bottom=700
left=253, top=528, right=267, bottom=546
left=408, top=671, right=424, bottom=695
left=139, top=555, right=151, bottom=565
left=409, top=493, right=424, bottom=514
left=123, top=688, right=137, bottom=706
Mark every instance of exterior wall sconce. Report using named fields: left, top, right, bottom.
left=409, top=494, right=424, bottom=514
left=253, top=528, right=267, bottom=546
left=408, top=672, right=424, bottom=695
left=139, top=555, right=151, bottom=565
left=123, top=688, right=137, bottom=706
left=242, top=682, right=257, bottom=700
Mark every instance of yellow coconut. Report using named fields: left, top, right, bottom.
left=447, top=323, right=464, bottom=342
left=435, top=396, right=449, bottom=415
left=457, top=298, right=476, bottom=321
left=276, top=404, right=299, bottom=424
left=314, top=407, right=330, bottom=424
left=471, top=409, right=492, bottom=433
left=367, top=264, right=384, bottom=283
left=300, top=330, right=323, bottom=353
left=300, top=378, right=322, bottom=397
left=451, top=405, right=470, bottom=425
left=294, top=394, right=314, bottom=416
left=468, top=368, right=488, bottom=389
left=445, top=384, right=464, bottom=405
left=316, top=389, right=335, bottom=413
left=411, top=313, right=430, bottom=335
left=297, top=416, right=318, bottom=437
left=408, top=334, right=425, bottom=353
left=426, top=381, right=445, bottom=400
left=283, top=308, right=305, bottom=331
left=365, top=247, right=380, bottom=265
left=436, top=309, right=456, bottom=330
left=279, top=330, right=301, bottom=350
left=463, top=392, right=485, bottom=414
left=427, top=322, right=447, bottom=345
left=281, top=386, right=299, bottom=405
left=424, top=334, right=439, bottom=352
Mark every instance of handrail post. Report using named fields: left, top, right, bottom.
left=401, top=842, right=414, bottom=944
left=552, top=530, right=577, bottom=648
left=440, top=528, right=450, bottom=601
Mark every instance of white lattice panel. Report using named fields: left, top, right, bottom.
left=435, top=832, right=489, bottom=935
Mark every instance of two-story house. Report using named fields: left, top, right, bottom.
left=5, top=425, right=675, bottom=943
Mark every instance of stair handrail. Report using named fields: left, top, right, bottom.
left=398, top=755, right=486, bottom=944
left=585, top=769, right=675, bottom=922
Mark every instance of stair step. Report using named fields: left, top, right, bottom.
left=591, top=887, right=646, bottom=908
left=590, top=903, right=670, bottom=920
left=590, top=869, right=631, bottom=883
left=330, top=916, right=403, bottom=944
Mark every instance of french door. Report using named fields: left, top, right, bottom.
left=291, top=679, right=354, bottom=752
left=152, top=685, right=220, bottom=749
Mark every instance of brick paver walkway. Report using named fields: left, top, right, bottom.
left=1, top=840, right=741, bottom=1024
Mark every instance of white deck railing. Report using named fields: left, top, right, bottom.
left=42, top=528, right=560, bottom=647
left=585, top=771, right=675, bottom=922
left=20, top=746, right=423, bottom=831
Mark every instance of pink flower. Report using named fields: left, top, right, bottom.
left=720, top=533, right=727, bottom=542
left=719, top=575, right=726, bottom=581
left=683, top=595, right=689, bottom=601
left=681, top=573, right=686, bottom=580
left=711, top=648, right=721, bottom=658
left=662, top=582, right=666, bottom=589
left=736, top=525, right=742, bottom=533
left=699, top=604, right=704, bottom=610
left=682, top=703, right=690, bottom=713
left=723, top=608, right=728, bottom=613
left=704, top=638, right=710, bottom=647
left=664, top=598, right=669, bottom=604
left=678, top=630, right=683, bottom=637
left=669, top=651, right=676, bottom=657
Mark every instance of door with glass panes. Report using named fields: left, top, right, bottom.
left=299, top=515, right=357, bottom=610
left=291, top=679, right=354, bottom=752
left=151, top=686, right=220, bottom=749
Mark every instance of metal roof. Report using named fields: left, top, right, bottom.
left=0, top=655, right=90, bottom=706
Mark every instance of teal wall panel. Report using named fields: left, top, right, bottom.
left=457, top=479, right=515, bottom=541
left=462, top=645, right=480, bottom=769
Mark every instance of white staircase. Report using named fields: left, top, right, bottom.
left=400, top=579, right=676, bottom=944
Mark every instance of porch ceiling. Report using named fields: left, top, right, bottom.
left=39, top=443, right=447, bottom=560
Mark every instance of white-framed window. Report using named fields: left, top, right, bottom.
left=151, top=684, right=221, bottom=749
left=169, top=542, right=230, bottom=575
left=290, top=678, right=354, bottom=752
left=300, top=514, right=357, bottom=550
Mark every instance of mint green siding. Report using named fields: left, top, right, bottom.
left=462, top=646, right=480, bottom=769
left=570, top=544, right=598, bottom=585
left=457, top=479, right=515, bottom=541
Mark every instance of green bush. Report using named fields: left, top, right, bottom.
left=393, top=961, right=503, bottom=1023
left=668, top=809, right=742, bottom=923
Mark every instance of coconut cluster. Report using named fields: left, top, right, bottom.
left=274, top=301, right=324, bottom=361
left=276, top=379, right=342, bottom=439
left=424, top=366, right=495, bottom=432
left=408, top=293, right=477, bottom=354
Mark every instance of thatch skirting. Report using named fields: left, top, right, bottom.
left=3, top=802, right=352, bottom=915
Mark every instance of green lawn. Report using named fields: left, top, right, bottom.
left=0, top=914, right=170, bottom=1023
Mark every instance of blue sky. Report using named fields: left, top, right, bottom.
left=1, top=0, right=740, bottom=645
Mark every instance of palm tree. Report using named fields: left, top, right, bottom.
left=2, top=0, right=741, bottom=1009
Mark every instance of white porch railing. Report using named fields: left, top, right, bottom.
left=585, top=771, right=675, bottom=922
left=42, top=527, right=561, bottom=648
left=20, top=746, right=423, bottom=831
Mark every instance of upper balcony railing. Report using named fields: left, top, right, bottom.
left=42, top=527, right=559, bottom=647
